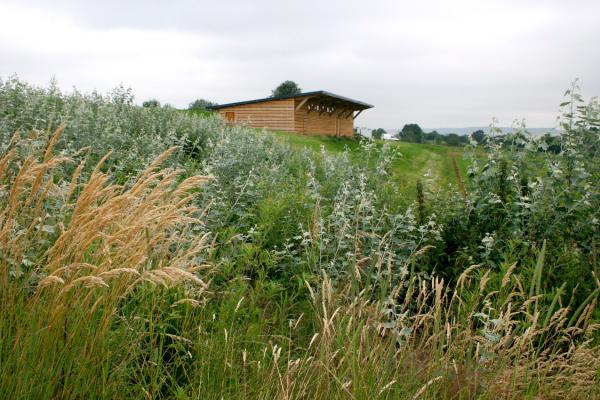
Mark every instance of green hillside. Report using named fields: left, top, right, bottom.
left=269, top=130, right=470, bottom=190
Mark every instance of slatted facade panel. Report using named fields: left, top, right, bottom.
left=216, top=98, right=295, bottom=132
left=293, top=99, right=354, bottom=137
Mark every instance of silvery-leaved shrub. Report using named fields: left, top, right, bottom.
left=437, top=81, right=599, bottom=305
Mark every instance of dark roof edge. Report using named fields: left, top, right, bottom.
left=208, top=90, right=373, bottom=110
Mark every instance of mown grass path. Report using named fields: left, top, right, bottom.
left=268, top=130, right=470, bottom=192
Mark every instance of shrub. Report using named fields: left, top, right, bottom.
left=371, top=127, right=386, bottom=139
left=1, top=76, right=598, bottom=398
left=142, top=98, right=160, bottom=108
left=188, top=98, right=217, bottom=111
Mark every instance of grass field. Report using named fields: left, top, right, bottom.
left=269, top=130, right=470, bottom=190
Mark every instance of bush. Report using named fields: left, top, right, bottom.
left=188, top=98, right=217, bottom=111
left=400, top=123, right=424, bottom=143
left=142, top=98, right=160, bottom=108
left=371, top=127, right=386, bottom=139
left=1, top=76, right=599, bottom=398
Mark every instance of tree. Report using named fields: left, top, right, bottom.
left=400, top=124, right=424, bottom=143
left=271, top=80, right=301, bottom=97
left=444, top=133, right=462, bottom=146
left=371, top=128, right=386, bottom=140
left=471, top=129, right=486, bottom=144
left=142, top=99, right=160, bottom=108
left=540, top=133, right=561, bottom=154
left=424, top=130, right=441, bottom=142
left=188, top=99, right=217, bottom=111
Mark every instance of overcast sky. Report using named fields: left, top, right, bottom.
left=1, top=0, right=599, bottom=128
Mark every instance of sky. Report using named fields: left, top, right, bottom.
left=1, top=0, right=599, bottom=129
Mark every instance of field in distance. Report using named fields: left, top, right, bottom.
left=269, top=130, right=470, bottom=191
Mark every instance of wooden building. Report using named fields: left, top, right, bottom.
left=210, top=91, right=373, bottom=137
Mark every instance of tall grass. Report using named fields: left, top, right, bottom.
left=1, top=77, right=599, bottom=398
left=0, top=126, right=213, bottom=398
left=2, top=127, right=598, bottom=398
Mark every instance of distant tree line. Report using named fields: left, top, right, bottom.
left=374, top=123, right=562, bottom=153
left=371, top=128, right=386, bottom=140
left=188, top=99, right=217, bottom=111
left=394, top=124, right=471, bottom=146
left=142, top=99, right=161, bottom=108
left=142, top=80, right=301, bottom=114
left=141, top=98, right=218, bottom=112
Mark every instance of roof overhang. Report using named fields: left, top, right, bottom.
left=209, top=91, right=373, bottom=111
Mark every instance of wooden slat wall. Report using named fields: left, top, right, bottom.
left=293, top=98, right=354, bottom=137
left=216, top=97, right=356, bottom=137
left=216, top=98, right=295, bottom=131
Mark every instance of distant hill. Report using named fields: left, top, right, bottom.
left=358, top=126, right=560, bottom=139
left=423, top=127, right=559, bottom=136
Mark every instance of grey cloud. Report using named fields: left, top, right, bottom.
left=1, top=0, right=599, bottom=128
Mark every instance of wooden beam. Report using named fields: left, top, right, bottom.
left=311, top=98, right=332, bottom=114
left=343, top=109, right=355, bottom=119
left=319, top=102, right=334, bottom=115
left=327, top=106, right=338, bottom=115
left=337, top=108, right=353, bottom=118
left=295, top=97, right=312, bottom=111
left=352, top=109, right=364, bottom=120
left=336, top=108, right=352, bottom=119
left=320, top=99, right=345, bottom=115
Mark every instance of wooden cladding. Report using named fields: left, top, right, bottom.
left=294, top=98, right=354, bottom=136
left=216, top=94, right=366, bottom=137
left=217, top=98, right=295, bottom=132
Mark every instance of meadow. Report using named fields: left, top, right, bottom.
left=0, top=76, right=599, bottom=399
left=269, top=130, right=470, bottom=192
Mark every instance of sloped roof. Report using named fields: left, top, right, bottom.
left=209, top=91, right=373, bottom=110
